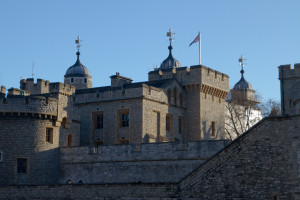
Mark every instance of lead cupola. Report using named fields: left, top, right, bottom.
left=64, top=36, right=92, bottom=89
left=159, top=28, right=181, bottom=70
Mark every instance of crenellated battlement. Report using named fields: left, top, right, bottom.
left=0, top=93, right=58, bottom=116
left=20, top=78, right=50, bottom=95
left=278, top=63, right=300, bottom=79
left=49, top=82, right=75, bottom=95
left=148, top=65, right=229, bottom=91
left=20, top=78, right=75, bottom=96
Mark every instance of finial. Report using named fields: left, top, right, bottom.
left=75, top=36, right=82, bottom=52
left=238, top=55, right=246, bottom=76
left=167, top=28, right=175, bottom=46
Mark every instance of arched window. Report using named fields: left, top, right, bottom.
left=179, top=93, right=184, bottom=106
left=173, top=88, right=177, bottom=105
left=62, top=117, right=67, bottom=128
left=167, top=90, right=172, bottom=104
left=67, top=134, right=72, bottom=147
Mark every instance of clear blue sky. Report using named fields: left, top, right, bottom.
left=1, top=0, right=300, bottom=102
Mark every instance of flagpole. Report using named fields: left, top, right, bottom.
left=199, top=32, right=201, bottom=65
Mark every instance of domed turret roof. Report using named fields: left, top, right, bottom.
left=233, top=69, right=253, bottom=90
left=65, top=51, right=91, bottom=78
left=160, top=45, right=181, bottom=70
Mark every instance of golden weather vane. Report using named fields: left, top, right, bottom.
left=238, top=55, right=246, bottom=70
left=75, top=36, right=82, bottom=52
left=166, top=28, right=175, bottom=46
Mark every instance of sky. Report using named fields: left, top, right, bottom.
left=1, top=0, right=300, bottom=102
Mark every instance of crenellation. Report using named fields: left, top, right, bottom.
left=49, top=82, right=75, bottom=95
left=20, top=78, right=50, bottom=95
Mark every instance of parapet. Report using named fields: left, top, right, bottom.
left=20, top=78, right=50, bottom=95
left=148, top=65, right=229, bottom=91
left=20, top=78, right=75, bottom=96
left=49, top=82, right=75, bottom=95
left=7, top=88, right=30, bottom=96
left=278, top=63, right=300, bottom=79
left=0, top=94, right=58, bottom=116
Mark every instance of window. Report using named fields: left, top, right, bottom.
left=122, top=113, right=129, bottom=127
left=71, top=78, right=74, bottom=83
left=179, top=93, right=184, bottom=106
left=166, top=115, right=171, bottom=131
left=178, top=118, right=182, bottom=134
left=62, top=117, right=67, bottom=128
left=67, top=134, right=72, bottom=147
left=96, top=115, right=103, bottom=129
left=46, top=128, right=53, bottom=143
left=25, top=98, right=29, bottom=104
left=211, top=121, right=215, bottom=137
left=167, top=90, right=172, bottom=104
left=17, top=158, right=28, bottom=174
left=173, top=88, right=177, bottom=105
left=84, top=78, right=87, bottom=83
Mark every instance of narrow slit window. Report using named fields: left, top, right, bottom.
left=46, top=128, right=53, bottom=143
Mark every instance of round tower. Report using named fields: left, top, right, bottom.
left=64, top=37, right=92, bottom=89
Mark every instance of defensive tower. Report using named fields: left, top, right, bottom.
left=278, top=63, right=300, bottom=116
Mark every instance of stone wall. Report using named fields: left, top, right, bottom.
left=177, top=116, right=300, bottom=199
left=59, top=140, right=230, bottom=184
left=0, top=183, right=177, bottom=200
left=1, top=116, right=299, bottom=199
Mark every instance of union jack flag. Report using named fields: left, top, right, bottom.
left=189, top=33, right=200, bottom=47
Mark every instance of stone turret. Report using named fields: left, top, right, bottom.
left=278, top=63, right=300, bottom=116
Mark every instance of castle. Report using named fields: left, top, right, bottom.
left=0, top=34, right=299, bottom=199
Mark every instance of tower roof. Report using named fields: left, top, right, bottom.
left=159, top=45, right=181, bottom=70
left=65, top=51, right=91, bottom=78
left=233, top=69, right=253, bottom=90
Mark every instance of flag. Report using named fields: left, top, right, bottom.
left=189, top=33, right=200, bottom=47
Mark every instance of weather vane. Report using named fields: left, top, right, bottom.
left=75, top=36, right=82, bottom=52
left=238, top=55, right=246, bottom=70
left=166, top=28, right=175, bottom=46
